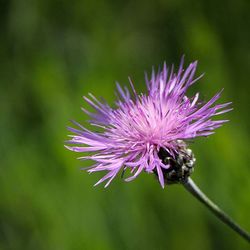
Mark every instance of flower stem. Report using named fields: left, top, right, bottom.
left=182, top=177, right=250, bottom=243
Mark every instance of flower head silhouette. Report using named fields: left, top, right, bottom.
left=66, top=58, right=231, bottom=188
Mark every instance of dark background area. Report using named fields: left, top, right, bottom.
left=0, top=0, right=250, bottom=249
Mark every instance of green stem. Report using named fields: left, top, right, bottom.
left=182, top=177, right=250, bottom=243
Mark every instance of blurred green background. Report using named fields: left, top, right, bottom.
left=1, top=0, right=250, bottom=249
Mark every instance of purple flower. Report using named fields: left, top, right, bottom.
left=66, top=58, right=231, bottom=188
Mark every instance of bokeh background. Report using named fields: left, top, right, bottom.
left=1, top=0, right=250, bottom=249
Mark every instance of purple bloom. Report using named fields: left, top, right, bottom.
left=66, top=58, right=231, bottom=188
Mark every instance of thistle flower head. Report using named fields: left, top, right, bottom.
left=66, top=58, right=231, bottom=188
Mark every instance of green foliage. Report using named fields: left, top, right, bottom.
left=0, top=0, right=250, bottom=249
